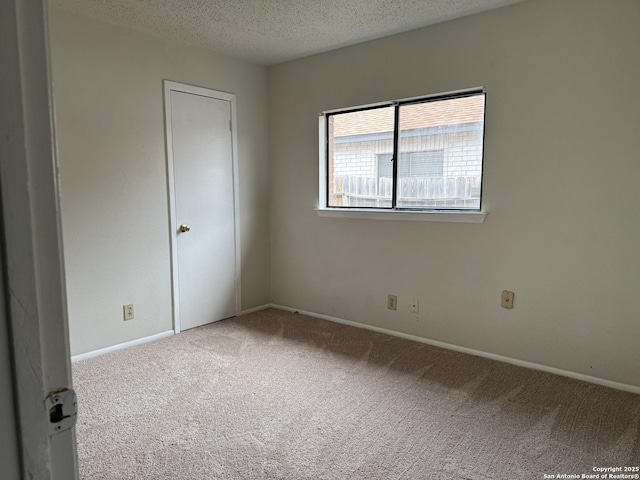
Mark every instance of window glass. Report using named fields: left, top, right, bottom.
left=325, top=90, right=485, bottom=211
left=327, top=106, right=394, bottom=208
left=397, top=97, right=484, bottom=209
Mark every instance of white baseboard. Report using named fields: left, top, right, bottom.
left=270, top=304, right=640, bottom=395
left=71, top=330, right=174, bottom=363
left=240, top=304, right=272, bottom=315
left=73, top=304, right=272, bottom=362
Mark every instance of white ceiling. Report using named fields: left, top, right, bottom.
left=53, top=0, right=527, bottom=66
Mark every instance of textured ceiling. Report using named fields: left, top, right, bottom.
left=53, top=0, right=527, bottom=66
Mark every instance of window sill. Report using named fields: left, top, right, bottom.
left=315, top=208, right=486, bottom=223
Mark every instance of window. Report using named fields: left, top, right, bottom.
left=322, top=89, right=486, bottom=212
left=378, top=151, right=445, bottom=180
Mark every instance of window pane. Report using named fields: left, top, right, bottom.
left=377, top=153, right=393, bottom=179
left=397, top=95, right=485, bottom=209
left=328, top=106, right=394, bottom=208
left=409, top=152, right=444, bottom=177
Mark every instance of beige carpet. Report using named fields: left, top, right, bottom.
left=73, top=308, right=640, bottom=479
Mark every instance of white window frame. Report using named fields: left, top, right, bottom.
left=317, top=87, right=487, bottom=223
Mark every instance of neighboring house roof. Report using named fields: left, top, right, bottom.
left=332, top=95, right=484, bottom=137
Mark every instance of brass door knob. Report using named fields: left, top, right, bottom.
left=179, top=224, right=191, bottom=233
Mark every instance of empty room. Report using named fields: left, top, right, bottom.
left=1, top=0, right=639, bottom=479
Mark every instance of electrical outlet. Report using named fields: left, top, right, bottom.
left=387, top=294, right=397, bottom=310
left=123, top=304, right=135, bottom=321
left=410, top=298, right=419, bottom=313
left=501, top=291, right=514, bottom=309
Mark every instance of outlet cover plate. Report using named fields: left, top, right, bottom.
left=387, top=294, right=397, bottom=311
left=123, top=304, right=135, bottom=320
left=410, top=298, right=419, bottom=313
left=501, top=291, right=514, bottom=309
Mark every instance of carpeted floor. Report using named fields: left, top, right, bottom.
left=73, top=308, right=640, bottom=479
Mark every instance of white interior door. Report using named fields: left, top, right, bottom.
left=166, top=84, right=239, bottom=331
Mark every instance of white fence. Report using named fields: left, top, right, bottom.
left=334, top=175, right=481, bottom=208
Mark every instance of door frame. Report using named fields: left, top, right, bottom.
left=163, top=81, right=241, bottom=333
left=0, top=0, right=78, bottom=478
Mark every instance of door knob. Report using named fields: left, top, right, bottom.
left=179, top=224, right=191, bottom=233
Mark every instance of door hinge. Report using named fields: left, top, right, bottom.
left=46, top=388, right=77, bottom=435
left=229, top=119, right=232, bottom=131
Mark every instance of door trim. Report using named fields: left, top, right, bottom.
left=1, top=0, right=79, bottom=477
left=163, top=81, right=241, bottom=333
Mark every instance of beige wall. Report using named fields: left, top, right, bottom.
left=50, top=8, right=270, bottom=356
left=268, top=0, right=640, bottom=387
